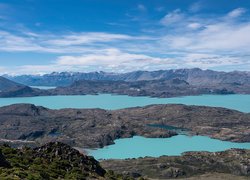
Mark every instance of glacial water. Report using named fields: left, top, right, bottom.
left=0, top=94, right=249, bottom=112
left=0, top=93, right=249, bottom=159
left=88, top=135, right=250, bottom=160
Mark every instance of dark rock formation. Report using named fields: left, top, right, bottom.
left=0, top=104, right=249, bottom=148
left=34, top=142, right=106, bottom=177
left=101, top=149, right=250, bottom=179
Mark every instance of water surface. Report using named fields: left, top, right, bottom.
left=88, top=135, right=250, bottom=160
left=0, top=94, right=249, bottom=112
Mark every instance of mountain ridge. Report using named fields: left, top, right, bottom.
left=1, top=69, right=250, bottom=98
left=4, top=68, right=250, bottom=87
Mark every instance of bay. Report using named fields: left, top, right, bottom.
left=88, top=135, right=250, bottom=160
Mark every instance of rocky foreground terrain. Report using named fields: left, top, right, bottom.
left=0, top=142, right=132, bottom=179
left=0, top=141, right=249, bottom=179
left=101, top=149, right=250, bottom=179
left=0, top=104, right=249, bottom=148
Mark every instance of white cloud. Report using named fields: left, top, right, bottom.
left=3, top=50, right=248, bottom=75
left=160, top=9, right=184, bottom=25
left=162, top=22, right=250, bottom=53
left=56, top=48, right=175, bottom=70
left=0, top=31, right=152, bottom=53
left=183, top=53, right=246, bottom=68
left=158, top=7, right=250, bottom=56
left=0, top=49, right=177, bottom=75
left=47, top=32, right=134, bottom=46
left=227, top=8, right=246, bottom=18
left=0, top=31, right=44, bottom=52
left=1, top=8, right=250, bottom=74
left=187, top=22, right=202, bottom=29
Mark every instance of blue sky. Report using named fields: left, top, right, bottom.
left=0, top=0, right=250, bottom=74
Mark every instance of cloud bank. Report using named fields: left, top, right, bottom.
left=0, top=7, right=250, bottom=74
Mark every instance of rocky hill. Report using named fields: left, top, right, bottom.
left=49, top=78, right=243, bottom=98
left=0, top=104, right=249, bottom=148
left=0, top=76, right=25, bottom=92
left=0, top=142, right=132, bottom=179
left=0, top=76, right=47, bottom=98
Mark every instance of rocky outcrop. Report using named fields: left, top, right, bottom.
left=0, top=104, right=249, bottom=148
left=101, top=149, right=250, bottom=179
left=0, top=142, right=132, bottom=179
left=34, top=142, right=106, bottom=177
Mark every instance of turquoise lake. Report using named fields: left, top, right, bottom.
left=0, top=93, right=249, bottom=159
left=0, top=94, right=249, bottom=112
left=88, top=135, right=250, bottom=160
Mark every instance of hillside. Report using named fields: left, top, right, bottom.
left=0, top=142, right=132, bottom=179
left=0, top=76, right=48, bottom=98
left=0, top=76, right=25, bottom=92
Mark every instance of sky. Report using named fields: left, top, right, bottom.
left=0, top=0, right=250, bottom=75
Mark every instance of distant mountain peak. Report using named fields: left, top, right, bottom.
left=3, top=68, right=250, bottom=87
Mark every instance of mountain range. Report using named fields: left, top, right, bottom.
left=4, top=68, right=250, bottom=87
left=1, top=68, right=250, bottom=98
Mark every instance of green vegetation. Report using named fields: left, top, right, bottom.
left=0, top=142, right=136, bottom=180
